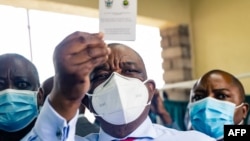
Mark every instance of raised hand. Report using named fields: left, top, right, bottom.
left=151, top=90, right=173, bottom=125
left=50, top=31, right=110, bottom=120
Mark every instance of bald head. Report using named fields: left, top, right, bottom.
left=89, top=43, right=148, bottom=92
left=0, top=53, right=40, bottom=91
left=194, top=69, right=245, bottom=102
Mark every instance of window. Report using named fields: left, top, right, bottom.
left=0, top=4, right=164, bottom=122
left=0, top=5, right=30, bottom=59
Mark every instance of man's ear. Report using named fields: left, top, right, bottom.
left=37, top=87, right=45, bottom=106
left=242, top=102, right=249, bottom=119
left=145, top=79, right=156, bottom=101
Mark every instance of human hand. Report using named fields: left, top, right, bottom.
left=151, top=90, right=172, bottom=125
left=151, top=90, right=165, bottom=114
left=50, top=31, right=110, bottom=120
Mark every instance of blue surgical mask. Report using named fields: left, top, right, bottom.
left=0, top=89, right=38, bottom=132
left=189, top=97, right=243, bottom=139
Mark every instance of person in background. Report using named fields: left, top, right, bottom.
left=0, top=53, right=43, bottom=141
left=40, top=76, right=100, bottom=137
left=188, top=69, right=249, bottom=141
left=149, top=89, right=180, bottom=130
left=22, top=31, right=215, bottom=141
left=40, top=76, right=54, bottom=103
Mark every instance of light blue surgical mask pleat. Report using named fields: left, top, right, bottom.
left=189, top=97, right=235, bottom=139
left=0, top=89, right=38, bottom=132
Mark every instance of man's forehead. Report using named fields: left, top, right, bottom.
left=194, top=73, right=237, bottom=91
left=0, top=57, right=35, bottom=78
left=201, top=73, right=233, bottom=84
left=109, top=46, right=143, bottom=63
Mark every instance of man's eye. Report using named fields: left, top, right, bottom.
left=92, top=74, right=110, bottom=82
left=15, top=81, right=30, bottom=90
left=216, top=93, right=227, bottom=100
left=124, top=69, right=138, bottom=74
left=192, top=94, right=205, bottom=102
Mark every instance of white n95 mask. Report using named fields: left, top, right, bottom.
left=87, top=72, right=150, bottom=125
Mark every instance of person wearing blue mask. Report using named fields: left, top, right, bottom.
left=188, top=69, right=249, bottom=141
left=0, top=53, right=43, bottom=141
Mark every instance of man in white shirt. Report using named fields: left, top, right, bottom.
left=22, top=31, right=216, bottom=141
left=40, top=76, right=100, bottom=137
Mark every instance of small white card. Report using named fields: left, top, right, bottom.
left=99, top=0, right=137, bottom=41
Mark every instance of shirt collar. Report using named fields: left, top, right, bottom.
left=98, top=117, right=157, bottom=141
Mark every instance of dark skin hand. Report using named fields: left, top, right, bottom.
left=150, top=90, right=172, bottom=125
left=49, top=31, right=110, bottom=121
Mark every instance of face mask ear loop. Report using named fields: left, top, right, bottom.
left=85, top=93, right=92, bottom=97
left=237, top=119, right=244, bottom=125
left=142, top=79, right=152, bottom=105
left=234, top=102, right=245, bottom=125
left=235, top=102, right=245, bottom=125
left=143, top=79, right=149, bottom=84
left=236, top=102, right=244, bottom=109
left=84, top=93, right=103, bottom=117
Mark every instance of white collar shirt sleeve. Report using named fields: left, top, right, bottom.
left=21, top=97, right=78, bottom=141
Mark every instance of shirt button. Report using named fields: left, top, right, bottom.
left=56, top=130, right=62, bottom=140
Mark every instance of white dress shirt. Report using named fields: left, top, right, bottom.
left=21, top=97, right=79, bottom=141
left=77, top=117, right=216, bottom=141
left=22, top=98, right=216, bottom=141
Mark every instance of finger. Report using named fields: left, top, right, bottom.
left=67, top=45, right=109, bottom=65
left=60, top=45, right=109, bottom=75
left=92, top=32, right=104, bottom=39
left=74, top=54, right=109, bottom=78
left=61, top=33, right=106, bottom=56
left=53, top=32, right=108, bottom=73
left=62, top=49, right=109, bottom=82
